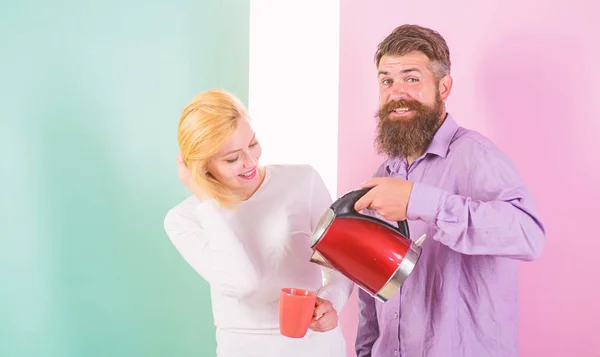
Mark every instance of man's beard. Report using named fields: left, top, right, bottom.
left=375, top=93, right=445, bottom=159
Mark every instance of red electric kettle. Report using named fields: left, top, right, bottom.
left=309, top=188, right=426, bottom=302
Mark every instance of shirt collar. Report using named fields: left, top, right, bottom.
left=385, top=113, right=459, bottom=174
left=426, top=113, right=459, bottom=158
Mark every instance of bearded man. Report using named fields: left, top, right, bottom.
left=353, top=24, right=546, bottom=357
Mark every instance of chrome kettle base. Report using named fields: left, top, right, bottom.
left=374, top=243, right=422, bottom=302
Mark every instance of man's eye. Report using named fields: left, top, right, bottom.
left=407, top=77, right=419, bottom=83
left=382, top=79, right=392, bottom=85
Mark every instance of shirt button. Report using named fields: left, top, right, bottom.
left=393, top=312, right=398, bottom=319
left=394, top=349, right=398, bottom=356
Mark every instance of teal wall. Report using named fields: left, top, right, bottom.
left=0, top=1, right=249, bottom=356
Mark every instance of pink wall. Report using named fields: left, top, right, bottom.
left=337, top=1, right=600, bottom=356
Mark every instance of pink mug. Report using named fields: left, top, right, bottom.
left=278, top=288, right=317, bottom=338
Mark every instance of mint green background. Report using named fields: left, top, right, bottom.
left=0, top=1, right=249, bottom=356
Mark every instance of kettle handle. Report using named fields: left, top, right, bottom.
left=332, top=188, right=410, bottom=238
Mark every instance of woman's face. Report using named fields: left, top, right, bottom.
left=206, top=117, right=263, bottom=196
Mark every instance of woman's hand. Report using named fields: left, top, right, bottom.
left=177, top=152, right=209, bottom=201
left=309, top=297, right=338, bottom=332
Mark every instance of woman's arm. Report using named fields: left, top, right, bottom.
left=164, top=199, right=260, bottom=298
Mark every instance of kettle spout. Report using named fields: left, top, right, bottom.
left=310, top=250, right=335, bottom=269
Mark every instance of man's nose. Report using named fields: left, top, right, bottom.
left=389, top=84, right=410, bottom=101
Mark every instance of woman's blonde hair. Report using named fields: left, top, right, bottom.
left=178, top=89, right=249, bottom=207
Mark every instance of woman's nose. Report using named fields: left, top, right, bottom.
left=242, top=151, right=258, bottom=168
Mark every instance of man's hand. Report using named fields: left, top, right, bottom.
left=354, top=177, right=414, bottom=221
left=177, top=152, right=209, bottom=201
left=309, top=297, right=338, bottom=332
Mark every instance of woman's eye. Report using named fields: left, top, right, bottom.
left=225, top=156, right=238, bottom=163
left=249, top=142, right=259, bottom=148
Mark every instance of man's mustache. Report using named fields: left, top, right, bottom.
left=378, top=99, right=425, bottom=117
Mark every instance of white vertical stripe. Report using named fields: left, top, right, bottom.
left=248, top=0, right=340, bottom=198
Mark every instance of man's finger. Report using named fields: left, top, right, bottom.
left=360, top=177, right=383, bottom=188
left=354, top=191, right=374, bottom=212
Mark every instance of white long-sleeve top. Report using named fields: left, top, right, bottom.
left=164, top=164, right=353, bottom=357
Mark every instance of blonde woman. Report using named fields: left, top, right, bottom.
left=163, top=89, right=353, bottom=357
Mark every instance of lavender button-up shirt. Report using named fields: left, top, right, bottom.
left=355, top=114, right=546, bottom=357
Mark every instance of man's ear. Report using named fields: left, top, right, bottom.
left=438, top=74, right=453, bottom=101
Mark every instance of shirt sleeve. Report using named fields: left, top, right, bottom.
left=355, top=287, right=379, bottom=357
left=308, top=166, right=354, bottom=313
left=163, top=199, right=260, bottom=298
left=406, top=146, right=546, bottom=260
